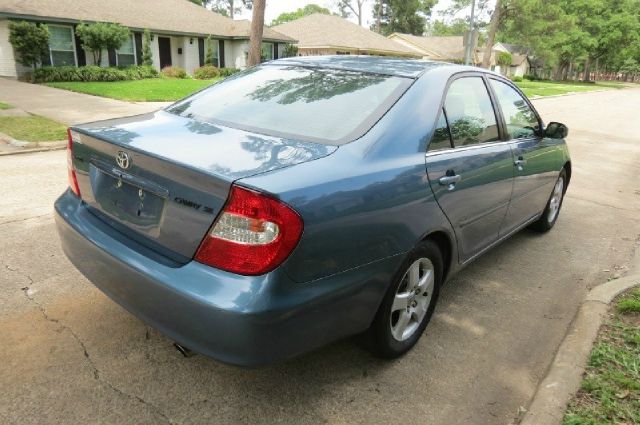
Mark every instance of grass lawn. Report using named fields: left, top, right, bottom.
left=0, top=115, right=67, bottom=142
left=0, top=102, right=12, bottom=110
left=45, top=78, right=220, bottom=102
left=563, top=288, right=640, bottom=425
left=515, top=80, right=625, bottom=98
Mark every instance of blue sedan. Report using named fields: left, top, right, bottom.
left=55, top=56, right=571, bottom=366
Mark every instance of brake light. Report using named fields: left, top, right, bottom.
left=67, top=128, right=81, bottom=197
left=194, top=185, right=303, bottom=276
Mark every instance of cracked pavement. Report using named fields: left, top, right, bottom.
left=1, top=88, right=640, bottom=425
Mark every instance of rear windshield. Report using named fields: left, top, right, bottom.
left=166, top=65, right=412, bottom=144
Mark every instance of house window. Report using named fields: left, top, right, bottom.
left=49, top=25, right=76, bottom=66
left=116, top=35, right=136, bottom=66
left=205, top=38, right=219, bottom=66
left=261, top=42, right=273, bottom=62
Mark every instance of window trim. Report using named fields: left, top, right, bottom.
left=116, top=34, right=137, bottom=66
left=486, top=75, right=544, bottom=141
left=48, top=24, right=77, bottom=67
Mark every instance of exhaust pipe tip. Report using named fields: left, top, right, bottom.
left=173, top=342, right=196, bottom=358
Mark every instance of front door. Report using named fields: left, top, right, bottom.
left=487, top=78, right=561, bottom=235
left=158, top=37, right=172, bottom=69
left=426, top=75, right=514, bottom=263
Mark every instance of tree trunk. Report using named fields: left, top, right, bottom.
left=357, top=1, right=363, bottom=26
left=375, top=0, right=382, bottom=33
left=583, top=57, right=591, bottom=82
left=247, top=0, right=265, bottom=67
left=229, top=0, right=235, bottom=19
left=481, top=0, right=500, bottom=69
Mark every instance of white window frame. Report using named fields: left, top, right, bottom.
left=48, top=24, right=78, bottom=67
left=116, top=34, right=137, bottom=66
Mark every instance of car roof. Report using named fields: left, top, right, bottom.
left=268, top=55, right=462, bottom=78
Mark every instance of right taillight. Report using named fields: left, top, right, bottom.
left=66, top=128, right=81, bottom=197
left=194, top=185, right=303, bottom=276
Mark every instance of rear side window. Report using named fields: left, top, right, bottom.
left=429, top=109, right=453, bottom=151
left=444, top=77, right=500, bottom=147
left=489, top=79, right=540, bottom=139
left=167, top=65, right=412, bottom=144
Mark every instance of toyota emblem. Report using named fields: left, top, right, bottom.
left=116, top=151, right=131, bottom=169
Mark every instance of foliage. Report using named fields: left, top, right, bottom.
left=562, top=289, right=640, bottom=424
left=206, top=0, right=253, bottom=18
left=8, top=21, right=50, bottom=69
left=0, top=102, right=12, bottom=110
left=497, top=51, right=512, bottom=74
left=426, top=18, right=471, bottom=36
left=371, top=0, right=437, bottom=36
left=511, top=75, right=523, bottom=82
left=33, top=65, right=158, bottom=83
left=194, top=65, right=220, bottom=79
left=46, top=79, right=217, bottom=102
left=334, top=0, right=367, bottom=26
left=219, top=67, right=240, bottom=77
left=270, top=4, right=331, bottom=26
left=161, top=66, right=187, bottom=79
left=205, top=35, right=216, bottom=65
left=142, top=29, right=153, bottom=66
left=282, top=44, right=299, bottom=58
left=619, top=58, right=640, bottom=79
left=0, top=115, right=67, bottom=142
left=76, top=22, right=130, bottom=66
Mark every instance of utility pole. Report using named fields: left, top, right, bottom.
left=464, top=0, right=476, bottom=66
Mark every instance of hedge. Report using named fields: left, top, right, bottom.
left=33, top=65, right=159, bottom=83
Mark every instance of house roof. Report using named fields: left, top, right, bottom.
left=272, top=14, right=418, bottom=57
left=495, top=43, right=532, bottom=56
left=388, top=33, right=467, bottom=61
left=0, top=0, right=294, bottom=42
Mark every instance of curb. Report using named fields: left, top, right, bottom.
left=0, top=145, right=66, bottom=156
left=519, top=273, right=640, bottom=425
left=0, top=132, right=66, bottom=156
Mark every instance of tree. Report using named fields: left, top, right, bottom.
left=142, top=29, right=153, bottom=66
left=8, top=21, right=50, bottom=69
left=620, top=58, right=640, bottom=81
left=205, top=35, right=216, bottom=65
left=496, top=51, right=512, bottom=75
left=247, top=0, right=265, bottom=67
left=208, top=0, right=253, bottom=18
left=335, top=0, right=367, bottom=26
left=270, top=4, right=331, bottom=26
left=76, top=22, right=130, bottom=66
left=371, top=0, right=437, bottom=36
left=281, top=44, right=299, bottom=58
left=426, top=19, right=470, bottom=36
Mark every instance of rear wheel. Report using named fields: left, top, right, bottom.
left=530, top=169, right=567, bottom=233
left=368, top=241, right=443, bottom=358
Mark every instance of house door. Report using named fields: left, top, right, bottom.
left=158, top=37, right=172, bottom=69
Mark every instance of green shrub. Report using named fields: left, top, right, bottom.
left=8, top=21, right=50, bottom=69
left=33, top=65, right=158, bottom=83
left=219, top=67, right=240, bottom=77
left=511, top=76, right=523, bottom=82
left=193, top=65, right=220, bottom=79
left=76, top=22, right=130, bottom=66
left=161, top=66, right=187, bottom=79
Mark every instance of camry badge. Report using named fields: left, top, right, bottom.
left=116, top=151, right=131, bottom=169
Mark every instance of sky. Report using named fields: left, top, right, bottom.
left=237, top=0, right=496, bottom=27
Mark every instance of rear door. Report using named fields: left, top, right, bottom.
left=425, top=74, right=514, bottom=263
left=487, top=78, right=561, bottom=235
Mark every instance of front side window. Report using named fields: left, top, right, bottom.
left=116, top=35, right=136, bottom=66
left=490, top=79, right=540, bottom=139
left=167, top=65, right=411, bottom=144
left=206, top=38, right=219, bottom=66
left=49, top=26, right=76, bottom=66
left=429, top=109, right=453, bottom=151
left=444, top=77, right=499, bottom=147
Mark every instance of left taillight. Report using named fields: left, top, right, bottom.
left=67, top=128, right=81, bottom=197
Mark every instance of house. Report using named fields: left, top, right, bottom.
left=387, top=33, right=481, bottom=64
left=492, top=43, right=535, bottom=77
left=272, top=14, right=419, bottom=58
left=0, top=0, right=294, bottom=78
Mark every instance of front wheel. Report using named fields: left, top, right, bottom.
left=368, top=241, right=443, bottom=359
left=530, top=169, right=567, bottom=233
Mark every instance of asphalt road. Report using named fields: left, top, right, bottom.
left=1, top=88, right=639, bottom=425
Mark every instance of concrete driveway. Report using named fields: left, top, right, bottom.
left=1, top=88, right=639, bottom=425
left=0, top=78, right=168, bottom=125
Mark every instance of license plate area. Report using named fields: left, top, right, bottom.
left=90, top=165, right=166, bottom=234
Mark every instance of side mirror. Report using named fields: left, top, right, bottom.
left=544, top=122, right=569, bottom=139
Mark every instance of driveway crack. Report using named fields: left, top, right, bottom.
left=17, top=275, right=177, bottom=425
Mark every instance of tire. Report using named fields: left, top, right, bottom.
left=530, top=169, right=567, bottom=233
left=368, top=240, right=443, bottom=359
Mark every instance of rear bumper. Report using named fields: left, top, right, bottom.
left=55, top=190, right=403, bottom=366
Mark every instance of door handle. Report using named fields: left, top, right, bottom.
left=514, top=156, right=527, bottom=170
left=439, top=174, right=461, bottom=190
